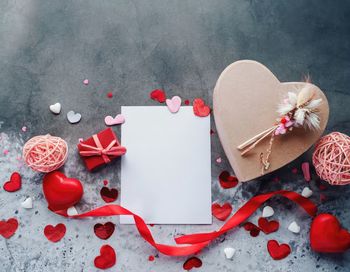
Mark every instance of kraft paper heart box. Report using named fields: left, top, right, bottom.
left=77, top=128, right=127, bottom=171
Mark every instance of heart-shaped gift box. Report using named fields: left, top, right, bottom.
left=213, top=60, right=329, bottom=182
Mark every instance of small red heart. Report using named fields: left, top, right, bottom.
left=243, top=222, right=260, bottom=237
left=184, top=99, right=190, bottom=105
left=94, top=244, right=116, bottom=270
left=44, top=223, right=66, bottom=242
left=100, top=187, right=118, bottom=203
left=183, top=256, right=202, bottom=270
left=212, top=202, right=232, bottom=221
left=94, top=222, right=115, bottom=240
left=193, top=98, right=210, bottom=117
left=3, top=172, right=21, bottom=192
left=150, top=89, right=166, bottom=103
left=267, top=240, right=291, bottom=260
left=0, top=218, right=18, bottom=239
left=310, top=213, right=350, bottom=253
left=258, top=217, right=279, bottom=234
left=219, top=171, right=238, bottom=189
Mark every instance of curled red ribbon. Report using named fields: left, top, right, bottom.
left=53, top=190, right=317, bottom=256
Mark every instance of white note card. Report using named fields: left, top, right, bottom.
left=120, top=106, right=211, bottom=224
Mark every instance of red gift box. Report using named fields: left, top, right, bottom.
left=77, top=128, right=126, bottom=171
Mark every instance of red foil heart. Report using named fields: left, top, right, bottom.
left=150, top=89, right=166, bottom=103
left=94, top=222, right=115, bottom=240
left=267, top=240, right=291, bottom=260
left=94, top=244, right=116, bottom=270
left=258, top=217, right=279, bottom=234
left=100, top=187, right=118, bottom=203
left=219, top=171, right=238, bottom=189
left=44, top=223, right=66, bottom=242
left=183, top=256, right=202, bottom=270
left=211, top=203, right=232, bottom=221
left=3, top=172, right=21, bottom=192
left=43, top=171, right=84, bottom=211
left=193, top=98, right=210, bottom=117
left=0, top=218, right=18, bottom=238
left=310, top=213, right=350, bottom=253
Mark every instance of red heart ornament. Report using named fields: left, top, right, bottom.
left=43, top=171, right=84, bottom=211
left=94, top=244, right=116, bottom=270
left=100, top=187, right=118, bottom=203
left=243, top=222, right=260, bottom=237
left=44, top=223, right=66, bottom=242
left=0, top=218, right=18, bottom=239
left=183, top=256, right=202, bottom=270
left=150, top=89, right=166, bottom=103
left=258, top=217, right=279, bottom=234
left=3, top=172, right=21, bottom=192
left=310, top=213, right=350, bottom=253
left=212, top=203, right=232, bottom=221
left=193, top=98, right=210, bottom=117
left=94, top=222, right=115, bottom=240
left=219, top=171, right=238, bottom=189
left=267, top=240, right=291, bottom=260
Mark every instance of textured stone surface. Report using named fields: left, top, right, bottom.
left=0, top=0, right=350, bottom=271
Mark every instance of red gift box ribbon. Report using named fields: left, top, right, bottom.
left=79, top=134, right=126, bottom=163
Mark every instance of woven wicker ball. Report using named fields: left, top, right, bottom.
left=312, top=132, right=350, bottom=185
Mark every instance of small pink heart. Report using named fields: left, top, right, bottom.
left=104, top=114, right=125, bottom=126
left=83, top=79, right=89, bottom=85
left=166, top=96, right=181, bottom=113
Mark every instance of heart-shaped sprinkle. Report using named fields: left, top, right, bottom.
left=3, top=172, right=21, bottom=192
left=104, top=114, right=125, bottom=126
left=83, top=79, right=89, bottom=85
left=301, top=162, right=311, bottom=181
left=67, top=110, right=82, bottom=124
left=258, top=217, right=279, bottom=234
left=184, top=99, right=190, bottom=105
left=216, top=157, right=222, bottom=163
left=166, top=96, right=182, bottom=113
left=148, top=255, right=155, bottom=261
left=267, top=240, right=291, bottom=260
left=21, top=126, right=27, bottom=132
left=107, top=92, right=113, bottom=98
left=49, top=103, right=61, bottom=114
left=302, top=187, right=313, bottom=198
left=100, top=187, right=118, bottom=203
left=183, top=256, right=202, bottom=270
left=150, top=89, right=166, bottom=103
left=44, top=223, right=66, bottom=242
left=262, top=206, right=274, bottom=218
left=224, top=247, right=236, bottom=259
left=219, top=171, right=238, bottom=189
left=193, top=98, right=210, bottom=117
left=0, top=218, right=19, bottom=239
left=67, top=206, right=78, bottom=216
left=288, top=221, right=300, bottom=234
left=94, top=244, right=116, bottom=270
left=21, top=197, right=33, bottom=209
left=243, top=222, right=260, bottom=237
left=212, top=203, right=232, bottom=221
left=94, top=222, right=115, bottom=240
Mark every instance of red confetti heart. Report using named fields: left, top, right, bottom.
left=183, top=256, right=202, bottom=270
left=211, top=203, right=232, bottom=221
left=94, top=222, right=115, bottom=240
left=107, top=92, right=113, bottom=98
left=94, top=244, right=116, bottom=270
left=148, top=255, right=155, bottom=261
left=44, top=223, right=66, bottom=242
left=243, top=222, right=260, bottom=237
left=0, top=218, right=18, bottom=239
left=184, top=99, right=190, bottom=105
left=100, top=187, right=118, bottom=203
left=3, top=172, right=21, bottom=192
left=258, top=217, right=279, bottom=234
left=150, top=89, right=166, bottom=103
left=219, top=171, right=238, bottom=189
left=193, top=98, right=210, bottom=117
left=267, top=240, right=291, bottom=260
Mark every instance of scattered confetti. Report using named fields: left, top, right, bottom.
left=67, top=206, right=78, bottom=216
left=49, top=102, right=61, bottom=114
left=224, top=247, right=236, bottom=259
left=67, top=110, right=82, bottom=124
left=193, top=98, right=210, bottom=117
left=3, top=172, right=21, bottom=192
left=3, top=149, right=9, bottom=155
left=150, top=89, right=166, bottom=103
left=83, top=79, right=89, bottom=85
left=44, top=223, right=66, bottom=242
left=267, top=240, right=291, bottom=260
left=148, top=255, right=155, bottom=262
left=100, top=187, right=118, bottom=203
left=166, top=96, right=182, bottom=113
left=216, top=157, right=222, bottom=163
left=301, top=162, right=311, bottom=181
left=184, top=99, right=190, bottom=105
left=21, top=197, right=33, bottom=209
left=103, top=180, right=108, bottom=186
left=218, top=171, right=238, bottom=189
left=183, top=256, right=202, bottom=270
left=292, top=167, right=298, bottom=174
left=21, top=126, right=27, bottom=132
left=301, top=187, right=313, bottom=198
left=210, top=129, right=215, bottom=135
left=104, top=114, right=125, bottom=126
left=0, top=218, right=19, bottom=239
left=78, top=138, right=83, bottom=142
left=262, top=206, right=274, bottom=218
left=107, top=92, right=113, bottom=98
left=94, top=245, right=116, bottom=270
left=258, top=217, right=279, bottom=234
left=288, top=221, right=300, bottom=234
left=212, top=202, right=232, bottom=221
left=94, top=222, right=115, bottom=240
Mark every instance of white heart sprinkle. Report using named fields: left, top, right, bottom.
left=67, top=110, right=82, bottom=124
left=288, top=221, right=300, bottom=234
left=224, top=247, right=236, bottom=259
left=49, top=103, right=61, bottom=114
left=83, top=79, right=89, bottom=85
left=67, top=206, right=78, bottom=216
left=301, top=187, right=313, bottom=198
left=262, top=206, right=274, bottom=218
left=21, top=197, right=33, bottom=209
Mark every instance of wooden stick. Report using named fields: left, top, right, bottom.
left=237, top=125, right=278, bottom=150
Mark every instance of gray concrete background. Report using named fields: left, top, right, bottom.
left=1, top=0, right=350, bottom=271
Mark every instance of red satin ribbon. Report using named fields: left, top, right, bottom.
left=53, top=190, right=317, bottom=256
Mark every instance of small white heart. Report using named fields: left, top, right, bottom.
left=288, top=221, right=301, bottom=234
left=67, top=110, right=82, bottom=124
left=224, top=247, right=236, bottom=259
left=104, top=114, right=125, bottom=126
left=262, top=206, right=274, bottom=218
left=21, top=197, right=33, bottom=209
left=301, top=187, right=313, bottom=198
left=67, top=206, right=78, bottom=216
left=49, top=103, right=61, bottom=114
left=166, top=96, right=182, bottom=113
